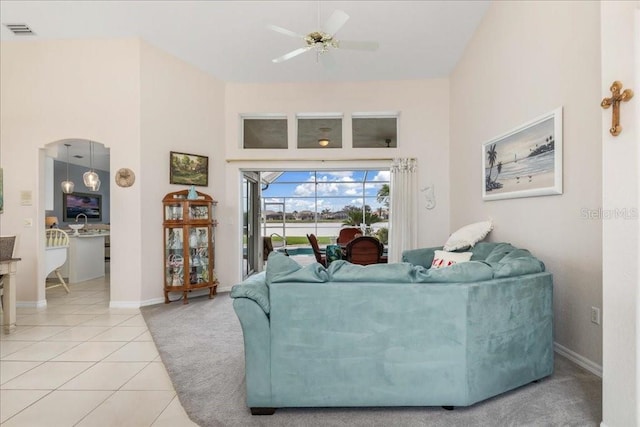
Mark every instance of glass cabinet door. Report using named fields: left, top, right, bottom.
left=165, top=227, right=184, bottom=287
left=188, top=226, right=210, bottom=284
left=165, top=203, right=183, bottom=221
left=189, top=204, right=210, bottom=221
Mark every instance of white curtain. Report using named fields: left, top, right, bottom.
left=388, top=158, right=418, bottom=263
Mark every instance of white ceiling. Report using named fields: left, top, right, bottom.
left=0, top=0, right=490, bottom=84
left=1, top=1, right=490, bottom=166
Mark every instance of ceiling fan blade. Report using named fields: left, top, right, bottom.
left=267, top=24, right=304, bottom=39
left=337, top=40, right=379, bottom=51
left=323, top=9, right=349, bottom=36
left=272, top=47, right=311, bottom=63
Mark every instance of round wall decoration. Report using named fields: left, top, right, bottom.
left=115, top=168, right=135, bottom=187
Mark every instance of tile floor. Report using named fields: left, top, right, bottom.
left=0, top=275, right=198, bottom=426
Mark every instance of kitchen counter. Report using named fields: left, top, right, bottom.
left=62, top=231, right=109, bottom=283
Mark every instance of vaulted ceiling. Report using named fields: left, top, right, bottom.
left=0, top=0, right=490, bottom=84
left=1, top=1, right=490, bottom=164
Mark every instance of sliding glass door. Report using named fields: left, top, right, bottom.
left=242, top=172, right=261, bottom=279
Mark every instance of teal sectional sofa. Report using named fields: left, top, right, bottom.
left=231, top=242, right=553, bottom=415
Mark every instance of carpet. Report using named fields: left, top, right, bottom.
left=141, top=293, right=602, bottom=427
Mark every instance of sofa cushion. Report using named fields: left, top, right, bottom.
left=265, top=251, right=301, bottom=284
left=484, top=243, right=519, bottom=263
left=230, top=271, right=270, bottom=313
left=431, top=250, right=472, bottom=269
left=491, top=257, right=545, bottom=278
left=481, top=244, right=546, bottom=278
left=266, top=252, right=329, bottom=285
left=414, top=261, right=494, bottom=283
left=443, top=220, right=493, bottom=251
left=401, top=246, right=443, bottom=269
left=468, top=242, right=502, bottom=261
left=328, top=260, right=416, bottom=282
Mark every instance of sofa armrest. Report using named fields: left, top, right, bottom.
left=233, top=298, right=273, bottom=407
left=401, top=246, right=443, bottom=268
left=230, top=272, right=270, bottom=314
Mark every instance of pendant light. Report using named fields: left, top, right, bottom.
left=83, top=141, right=100, bottom=191
left=60, top=143, right=75, bottom=194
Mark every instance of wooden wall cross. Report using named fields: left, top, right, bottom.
left=601, top=81, right=634, bottom=136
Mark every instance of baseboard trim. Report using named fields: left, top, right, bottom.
left=16, top=300, right=47, bottom=308
left=109, top=300, right=142, bottom=309
left=140, top=297, right=164, bottom=307
left=554, top=342, right=602, bottom=378
left=109, top=293, right=216, bottom=309
left=109, top=297, right=167, bottom=308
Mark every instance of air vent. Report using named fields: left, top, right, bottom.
left=4, top=23, right=35, bottom=36
left=73, top=155, right=84, bottom=159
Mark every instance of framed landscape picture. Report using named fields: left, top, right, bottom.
left=63, top=192, right=102, bottom=222
left=170, top=151, right=209, bottom=186
left=482, top=107, right=563, bottom=201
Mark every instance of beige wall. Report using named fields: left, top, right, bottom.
left=601, top=1, right=639, bottom=425
left=139, top=41, right=225, bottom=303
left=221, top=79, right=450, bottom=288
left=0, top=38, right=225, bottom=307
left=450, top=0, right=603, bottom=368
left=0, top=39, right=142, bottom=305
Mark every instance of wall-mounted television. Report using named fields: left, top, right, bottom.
left=63, top=192, right=102, bottom=222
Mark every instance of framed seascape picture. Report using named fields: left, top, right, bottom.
left=482, top=107, right=563, bottom=201
left=170, top=151, right=209, bottom=187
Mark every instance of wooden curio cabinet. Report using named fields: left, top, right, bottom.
left=163, top=189, right=218, bottom=304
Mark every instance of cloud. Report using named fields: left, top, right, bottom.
left=372, top=170, right=390, bottom=181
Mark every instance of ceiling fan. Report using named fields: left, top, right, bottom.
left=268, top=9, right=379, bottom=64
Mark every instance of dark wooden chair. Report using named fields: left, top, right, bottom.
left=337, top=227, right=361, bottom=244
left=345, top=236, right=384, bottom=266
left=306, top=234, right=327, bottom=267
left=263, top=236, right=274, bottom=261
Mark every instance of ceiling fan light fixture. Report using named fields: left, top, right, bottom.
left=318, top=138, right=330, bottom=147
left=268, top=9, right=378, bottom=64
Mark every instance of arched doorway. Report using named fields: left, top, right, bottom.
left=41, top=139, right=111, bottom=303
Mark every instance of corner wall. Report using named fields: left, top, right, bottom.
left=450, top=1, right=603, bottom=368
left=136, top=41, right=226, bottom=304
left=0, top=39, right=142, bottom=305
left=0, top=38, right=225, bottom=307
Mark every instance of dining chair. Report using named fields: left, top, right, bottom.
left=306, top=234, right=327, bottom=267
left=337, top=227, right=361, bottom=244
left=45, top=229, right=71, bottom=293
left=263, top=236, right=274, bottom=261
left=345, top=236, right=384, bottom=266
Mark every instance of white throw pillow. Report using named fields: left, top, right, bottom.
left=431, top=250, right=472, bottom=269
left=443, top=220, right=493, bottom=251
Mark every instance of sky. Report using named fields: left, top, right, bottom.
left=485, top=116, right=555, bottom=165
left=262, top=170, right=389, bottom=213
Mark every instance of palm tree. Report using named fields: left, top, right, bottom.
left=376, top=184, right=390, bottom=208
left=487, top=144, right=497, bottom=182
left=342, top=205, right=381, bottom=226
